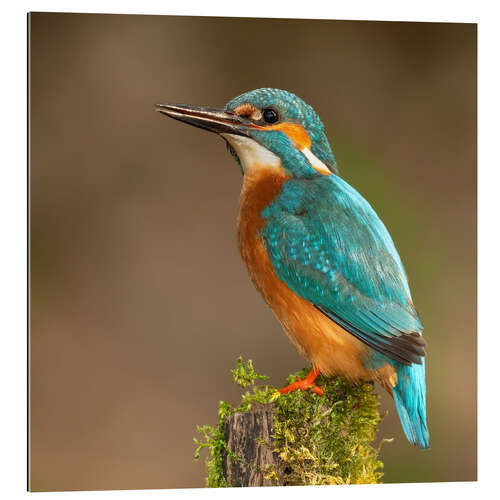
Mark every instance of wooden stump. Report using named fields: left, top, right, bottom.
left=195, top=361, right=383, bottom=487
left=222, top=403, right=281, bottom=487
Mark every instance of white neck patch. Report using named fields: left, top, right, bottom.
left=222, top=133, right=331, bottom=176
left=222, top=133, right=281, bottom=175
left=301, top=147, right=331, bottom=174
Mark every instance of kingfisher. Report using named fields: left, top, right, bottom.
left=156, top=88, right=429, bottom=449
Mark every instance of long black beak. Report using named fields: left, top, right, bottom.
left=155, top=103, right=253, bottom=136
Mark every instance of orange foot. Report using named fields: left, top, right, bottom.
left=278, top=366, right=324, bottom=396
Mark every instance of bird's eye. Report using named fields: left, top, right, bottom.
left=262, top=108, right=279, bottom=124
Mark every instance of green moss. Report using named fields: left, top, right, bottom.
left=194, top=357, right=388, bottom=487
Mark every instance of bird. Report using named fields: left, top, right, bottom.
left=156, top=88, right=429, bottom=449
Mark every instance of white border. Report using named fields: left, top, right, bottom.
left=9, top=0, right=482, bottom=22
left=2, top=1, right=497, bottom=499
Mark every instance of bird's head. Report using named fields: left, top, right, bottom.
left=156, top=88, right=337, bottom=178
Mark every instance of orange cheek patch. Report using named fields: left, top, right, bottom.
left=252, top=122, right=312, bottom=150
left=271, top=123, right=312, bottom=150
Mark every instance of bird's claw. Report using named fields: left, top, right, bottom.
left=278, top=367, right=324, bottom=396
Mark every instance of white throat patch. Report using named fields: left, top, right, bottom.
left=221, top=133, right=281, bottom=174
left=222, top=133, right=331, bottom=176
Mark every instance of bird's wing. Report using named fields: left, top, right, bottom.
left=261, top=176, right=425, bottom=365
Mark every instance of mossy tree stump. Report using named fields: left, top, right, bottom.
left=195, top=358, right=387, bottom=487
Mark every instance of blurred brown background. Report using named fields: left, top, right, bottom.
left=29, top=13, right=477, bottom=491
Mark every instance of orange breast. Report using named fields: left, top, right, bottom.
left=237, top=168, right=397, bottom=386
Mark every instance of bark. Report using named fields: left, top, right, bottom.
left=222, top=402, right=282, bottom=487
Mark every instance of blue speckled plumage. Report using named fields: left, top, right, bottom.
left=261, top=175, right=424, bottom=363
left=227, top=88, right=338, bottom=175
left=259, top=174, right=428, bottom=448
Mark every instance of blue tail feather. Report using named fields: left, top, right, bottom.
left=392, top=360, right=429, bottom=449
